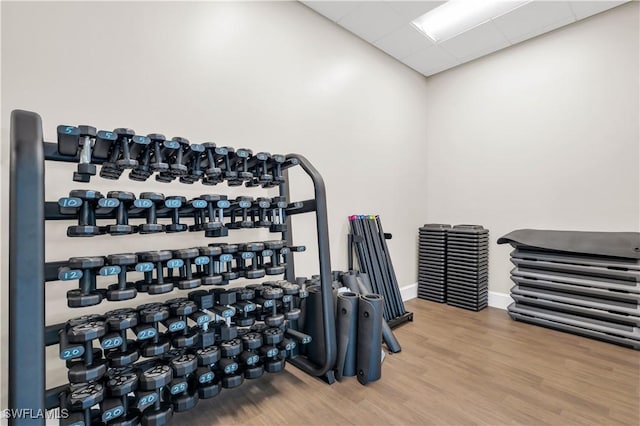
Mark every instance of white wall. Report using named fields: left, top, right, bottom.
left=422, top=2, right=640, bottom=298
left=0, top=1, right=430, bottom=397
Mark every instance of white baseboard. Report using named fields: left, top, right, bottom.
left=400, top=283, right=511, bottom=310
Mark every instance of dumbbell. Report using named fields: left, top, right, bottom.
left=239, top=331, right=264, bottom=379
left=237, top=243, right=266, bottom=279
left=188, top=290, right=216, bottom=348
left=137, top=303, right=172, bottom=358
left=66, top=320, right=108, bottom=383
left=167, top=137, right=189, bottom=177
left=103, top=308, right=140, bottom=368
left=210, top=244, right=239, bottom=282
left=136, top=251, right=174, bottom=295
left=165, top=298, right=199, bottom=348
left=229, top=196, right=254, bottom=229
left=64, top=383, right=105, bottom=426
left=162, top=196, right=187, bottom=233
left=254, top=198, right=272, bottom=227
left=137, top=364, right=173, bottom=426
left=202, top=195, right=230, bottom=237
left=179, top=144, right=205, bottom=184
left=61, top=257, right=105, bottom=307
left=138, top=192, right=165, bottom=234
left=273, top=281, right=303, bottom=327
left=269, top=196, right=288, bottom=232
left=194, top=346, right=222, bottom=399
left=163, top=351, right=199, bottom=412
left=130, top=135, right=154, bottom=182
left=246, top=152, right=273, bottom=187
left=105, top=191, right=136, bottom=235
left=261, top=287, right=285, bottom=329
left=260, top=343, right=286, bottom=373
left=232, top=288, right=257, bottom=327
left=263, top=241, right=286, bottom=275
left=114, top=128, right=140, bottom=169
left=197, top=246, right=223, bottom=286
left=210, top=289, right=237, bottom=342
left=148, top=134, right=170, bottom=173
left=218, top=338, right=243, bottom=388
left=216, top=147, right=236, bottom=182
left=56, top=125, right=98, bottom=183
left=171, top=249, right=203, bottom=290
left=188, top=198, right=209, bottom=231
left=104, top=370, right=139, bottom=425
left=58, top=314, right=103, bottom=364
left=227, top=148, right=253, bottom=186
left=201, top=143, right=222, bottom=185
left=155, top=138, right=181, bottom=183
left=99, top=128, right=135, bottom=179
left=58, top=190, right=106, bottom=237
left=267, top=154, right=286, bottom=187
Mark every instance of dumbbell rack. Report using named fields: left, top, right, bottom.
left=8, top=109, right=337, bottom=424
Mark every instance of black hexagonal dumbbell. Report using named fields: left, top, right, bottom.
left=269, top=196, right=288, bottom=232
left=210, top=289, right=237, bottom=342
left=58, top=314, right=103, bottom=366
left=161, top=196, right=187, bottom=233
left=201, top=143, right=222, bottom=186
left=239, top=331, right=264, bottom=380
left=246, top=152, right=273, bottom=188
left=187, top=198, right=209, bottom=232
left=64, top=382, right=105, bottom=426
left=105, top=191, right=136, bottom=235
left=202, top=195, right=230, bottom=238
left=196, top=246, right=223, bottom=286
left=194, top=345, right=221, bottom=399
left=105, top=254, right=138, bottom=301
left=267, top=154, right=286, bottom=187
left=162, top=351, right=199, bottom=412
left=209, top=244, right=239, bottom=282
left=238, top=242, right=266, bottom=279
left=165, top=298, right=199, bottom=348
left=61, top=256, right=105, bottom=307
left=260, top=287, right=285, bottom=330
left=188, top=290, right=216, bottom=348
left=218, top=338, right=243, bottom=388
left=137, top=363, right=173, bottom=426
left=136, top=251, right=174, bottom=295
left=227, top=148, right=253, bottom=187
left=167, top=137, right=190, bottom=177
left=155, top=138, right=181, bottom=183
left=228, top=196, right=254, bottom=229
left=261, top=341, right=286, bottom=373
left=148, top=134, right=169, bottom=174
left=103, top=369, right=139, bottom=426
left=254, top=197, right=272, bottom=228
left=137, top=192, right=165, bottom=234
left=232, top=288, right=256, bottom=328
left=57, top=124, right=82, bottom=156
left=128, top=134, right=152, bottom=181
left=115, top=128, right=140, bottom=170
left=215, top=146, right=236, bottom=182
left=137, top=303, right=172, bottom=358
left=103, top=308, right=140, bottom=368
left=170, top=249, right=202, bottom=290
left=179, top=143, right=206, bottom=184
left=66, top=320, right=108, bottom=384
left=58, top=190, right=106, bottom=237
left=99, top=128, right=135, bottom=180
left=263, top=241, right=286, bottom=275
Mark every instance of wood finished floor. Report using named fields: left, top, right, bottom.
left=179, top=299, right=639, bottom=425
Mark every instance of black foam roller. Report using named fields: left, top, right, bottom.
left=341, top=273, right=360, bottom=293
left=302, top=285, right=328, bottom=368
left=336, top=292, right=359, bottom=379
left=356, top=294, right=383, bottom=385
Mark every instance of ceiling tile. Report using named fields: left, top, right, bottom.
left=402, top=45, right=459, bottom=76
left=374, top=24, right=435, bottom=59
left=493, top=1, right=576, bottom=44
left=439, top=21, right=510, bottom=62
left=337, top=2, right=407, bottom=42
left=569, top=1, right=629, bottom=20
left=384, top=1, right=446, bottom=22
left=301, top=1, right=361, bottom=22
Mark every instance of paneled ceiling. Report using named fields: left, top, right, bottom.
left=302, top=1, right=630, bottom=76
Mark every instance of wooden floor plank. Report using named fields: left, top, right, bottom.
left=180, top=299, right=639, bottom=425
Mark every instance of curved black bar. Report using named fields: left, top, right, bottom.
left=284, top=153, right=337, bottom=378
left=9, top=110, right=46, bottom=425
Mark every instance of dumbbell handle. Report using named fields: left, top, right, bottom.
left=285, top=329, right=312, bottom=345
left=79, top=135, right=92, bottom=164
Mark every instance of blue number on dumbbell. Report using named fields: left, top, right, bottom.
left=221, top=308, right=234, bottom=318
left=281, top=248, right=290, bottom=255
left=165, top=141, right=180, bottom=149
left=194, top=256, right=209, bottom=266
left=262, top=250, right=273, bottom=256
left=244, top=304, right=256, bottom=313
left=224, top=364, right=238, bottom=374
left=263, top=300, right=274, bottom=308
left=99, top=198, right=119, bottom=208
left=99, top=266, right=121, bottom=276
left=247, top=354, right=259, bottom=364
left=137, top=329, right=157, bottom=340
left=101, top=336, right=123, bottom=350
left=282, top=295, right=293, bottom=303
left=132, top=135, right=150, bottom=144
left=58, top=197, right=82, bottom=208
left=266, top=348, right=278, bottom=357
left=239, top=201, right=251, bottom=208
left=63, top=126, right=76, bottom=134
left=165, top=199, right=182, bottom=208
left=170, top=383, right=187, bottom=395
left=60, top=347, right=83, bottom=360
left=197, top=314, right=211, bottom=324
left=259, top=201, right=270, bottom=208
left=103, top=407, right=123, bottom=422
left=218, top=200, right=231, bottom=208
left=98, top=131, right=116, bottom=140
left=169, top=321, right=185, bottom=332
left=220, top=254, right=233, bottom=262
left=167, top=259, right=184, bottom=269
left=241, top=252, right=254, bottom=259
left=136, top=262, right=154, bottom=272
left=284, top=341, right=296, bottom=350
left=138, top=394, right=156, bottom=409
left=134, top=199, right=153, bottom=209
left=58, top=268, right=83, bottom=281
left=199, top=372, right=214, bottom=383
left=192, top=200, right=207, bottom=209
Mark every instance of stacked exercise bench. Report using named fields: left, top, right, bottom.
left=8, top=110, right=337, bottom=425
left=499, top=229, right=640, bottom=350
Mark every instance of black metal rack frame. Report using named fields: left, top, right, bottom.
left=8, top=109, right=337, bottom=424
